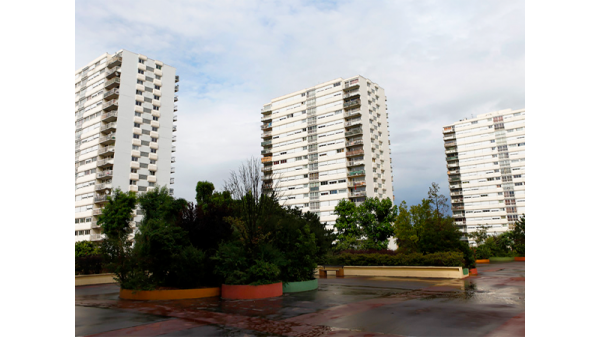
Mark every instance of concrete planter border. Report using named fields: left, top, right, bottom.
left=476, top=259, right=490, bottom=264
left=340, top=266, right=467, bottom=279
left=514, top=257, right=525, bottom=262
left=75, top=273, right=117, bottom=286
left=119, top=287, right=220, bottom=300
left=221, top=282, right=282, bottom=300
left=283, top=279, right=318, bottom=293
left=489, top=257, right=514, bottom=263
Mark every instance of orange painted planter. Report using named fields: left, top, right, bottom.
left=469, top=268, right=478, bottom=276
left=514, top=257, right=525, bottom=262
left=476, top=259, right=490, bottom=264
left=119, top=287, right=220, bottom=300
left=221, top=282, right=282, bottom=300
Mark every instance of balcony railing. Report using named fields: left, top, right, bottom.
left=446, top=156, right=458, bottom=161
left=174, top=95, right=179, bottom=102
left=444, top=141, right=457, bottom=147
left=261, top=114, right=272, bottom=122
left=344, top=108, right=361, bottom=117
left=175, top=75, right=179, bottom=83
left=173, top=115, right=177, bottom=122
left=347, top=160, right=364, bottom=167
left=350, top=191, right=367, bottom=198
left=261, top=166, right=273, bottom=172
left=96, top=158, right=114, bottom=168
left=345, top=120, right=362, bottom=127
left=92, top=209, right=103, bottom=215
left=172, top=125, right=177, bottom=132
left=172, top=146, right=176, bottom=152
left=346, top=149, right=364, bottom=157
left=103, top=88, right=119, bottom=100
left=174, top=105, right=178, bottom=112
left=95, top=183, right=112, bottom=191
left=101, top=111, right=118, bottom=122
left=94, top=195, right=109, bottom=203
left=443, top=127, right=455, bottom=134
left=450, top=191, right=463, bottom=196
left=262, top=131, right=272, bottom=138
left=343, top=99, right=361, bottom=109
left=107, top=55, right=122, bottom=68
left=174, top=85, right=179, bottom=92
left=101, top=122, right=117, bottom=133
left=261, top=148, right=272, bottom=155
left=261, top=156, right=273, bottom=163
left=346, top=140, right=363, bottom=147
left=97, top=170, right=113, bottom=179
left=443, top=134, right=456, bottom=140
left=172, top=135, right=176, bottom=142
left=343, top=90, right=360, bottom=99
left=104, top=77, right=120, bottom=89
left=99, top=133, right=116, bottom=145
left=98, top=146, right=115, bottom=156
left=348, top=181, right=367, bottom=188
left=447, top=162, right=459, bottom=168
left=345, top=128, right=363, bottom=137
left=171, top=157, right=176, bottom=163
left=261, top=123, right=272, bottom=130
left=348, top=170, right=365, bottom=177
left=263, top=183, right=273, bottom=190
left=261, top=140, right=272, bottom=147
left=106, top=67, right=120, bottom=79
left=445, top=148, right=457, bottom=154
left=262, top=175, right=273, bottom=181
left=344, top=79, right=360, bottom=90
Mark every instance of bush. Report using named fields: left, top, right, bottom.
left=331, top=251, right=465, bottom=268
left=474, top=245, right=491, bottom=259
left=75, top=255, right=104, bottom=275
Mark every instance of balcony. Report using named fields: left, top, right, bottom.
left=348, top=169, right=366, bottom=177
left=98, top=133, right=116, bottom=145
left=261, top=156, right=273, bottom=163
left=103, top=88, right=119, bottom=100
left=346, top=149, right=364, bottom=157
left=92, top=209, right=103, bottom=216
left=97, top=170, right=113, bottom=179
left=262, top=131, right=272, bottom=138
left=345, top=120, right=362, bottom=127
left=174, top=105, right=178, bottom=112
left=175, top=75, right=180, bottom=83
left=104, top=77, right=120, bottom=90
left=101, top=111, right=118, bottom=123
left=344, top=79, right=360, bottom=91
left=348, top=181, right=367, bottom=188
left=261, top=123, right=272, bottom=130
left=172, top=125, right=177, bottom=132
left=262, top=174, right=273, bottom=181
left=349, top=191, right=367, bottom=198
left=343, top=99, right=361, bottom=109
left=451, top=206, right=465, bottom=210
left=443, top=134, right=456, bottom=140
left=171, top=145, right=176, bottom=152
left=449, top=177, right=461, bottom=183
left=447, top=162, right=459, bottom=168
left=446, top=156, right=458, bottom=161
left=263, top=183, right=273, bottom=190
left=445, top=148, right=457, bottom=154
left=94, top=195, right=109, bottom=203
left=107, top=55, right=122, bottom=68
left=91, top=221, right=100, bottom=229
left=261, top=105, right=272, bottom=114
left=261, top=114, right=272, bottom=122
left=444, top=140, right=457, bottom=148
left=90, top=234, right=104, bottom=241
left=347, top=160, right=364, bottom=167
left=450, top=191, right=463, bottom=196
left=174, top=85, right=179, bottom=92
left=172, top=135, right=176, bottom=142
left=174, top=95, right=179, bottom=102
left=96, top=158, right=114, bottom=168
left=100, top=122, right=116, bottom=134
left=344, top=108, right=361, bottom=118
left=98, top=146, right=115, bottom=156
left=346, top=139, right=363, bottom=147
left=170, top=178, right=175, bottom=184
left=95, top=183, right=112, bottom=191
left=171, top=156, right=176, bottom=163
left=106, top=67, right=120, bottom=79
left=345, top=128, right=363, bottom=137
left=261, top=139, right=272, bottom=147
left=173, top=115, right=177, bottom=122
left=261, top=166, right=273, bottom=173
left=443, top=127, right=455, bottom=134
left=343, top=90, right=360, bottom=99
left=261, top=147, right=272, bottom=155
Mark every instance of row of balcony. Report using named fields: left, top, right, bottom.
left=261, top=156, right=272, bottom=163
left=346, top=149, right=364, bottom=157
left=97, top=170, right=113, bottom=179
left=101, top=111, right=118, bottom=123
left=98, top=146, right=115, bottom=156
left=99, top=133, right=116, bottom=145
left=104, top=88, right=119, bottom=100
left=344, top=108, right=361, bottom=118
left=348, top=160, right=364, bottom=167
left=101, top=122, right=117, bottom=133
left=346, top=139, right=363, bottom=147
left=345, top=128, right=363, bottom=137
left=345, top=120, right=361, bottom=127
left=343, top=99, right=361, bottom=109
left=103, top=99, right=119, bottom=111
left=104, top=77, right=120, bottom=90
left=348, top=169, right=365, bottom=177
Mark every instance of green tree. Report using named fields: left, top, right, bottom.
left=195, top=181, right=215, bottom=205
left=332, top=199, right=361, bottom=251
left=355, top=197, right=397, bottom=250
left=138, top=185, right=187, bottom=231
left=97, top=188, right=137, bottom=239
left=75, top=241, right=100, bottom=257
left=509, top=214, right=525, bottom=256
left=394, top=199, right=432, bottom=253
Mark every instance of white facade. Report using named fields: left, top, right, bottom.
left=442, top=108, right=525, bottom=244
left=74, top=50, right=178, bottom=242
left=260, top=76, right=394, bottom=227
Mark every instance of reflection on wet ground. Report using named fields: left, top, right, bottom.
left=76, top=261, right=524, bottom=336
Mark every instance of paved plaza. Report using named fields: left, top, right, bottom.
left=76, top=261, right=524, bottom=336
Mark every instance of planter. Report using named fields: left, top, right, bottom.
left=514, top=257, right=525, bottom=262
left=469, top=268, right=478, bottom=276
left=462, top=268, right=469, bottom=276
left=489, top=257, right=514, bottom=263
left=75, top=273, right=117, bottom=286
left=221, top=282, right=282, bottom=300
left=476, top=259, right=490, bottom=264
left=342, top=266, right=466, bottom=279
left=119, top=287, right=220, bottom=300
left=283, top=279, right=318, bottom=293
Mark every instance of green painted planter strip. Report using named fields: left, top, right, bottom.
left=489, top=257, right=514, bottom=262
left=462, top=268, right=469, bottom=275
left=283, top=279, right=318, bottom=293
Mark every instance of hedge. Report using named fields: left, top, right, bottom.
left=331, top=251, right=465, bottom=268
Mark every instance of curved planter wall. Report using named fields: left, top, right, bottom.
left=283, top=279, right=318, bottom=293
left=514, top=257, right=525, bottom=262
left=489, top=257, right=514, bottom=263
left=476, top=259, right=490, bottom=264
left=221, top=282, right=282, bottom=300
left=119, top=287, right=220, bottom=300
left=469, top=268, right=478, bottom=276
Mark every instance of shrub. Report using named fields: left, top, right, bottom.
left=331, top=251, right=465, bottom=268
left=474, top=245, right=492, bottom=259
left=75, top=255, right=104, bottom=275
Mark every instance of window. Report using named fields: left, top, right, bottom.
left=152, top=127, right=158, bottom=131
left=133, top=134, right=140, bottom=139
left=150, top=149, right=157, bottom=153
left=135, top=101, right=142, bottom=106
left=131, top=168, right=137, bottom=173
left=138, top=58, right=144, bottom=64
left=153, top=106, right=159, bottom=111
left=156, top=65, right=162, bottom=70
left=154, top=85, right=161, bottom=90
left=132, top=145, right=140, bottom=150
left=149, top=182, right=155, bottom=187
left=154, top=95, right=160, bottom=100
left=138, top=69, right=144, bottom=74
left=132, top=157, right=138, bottom=162
left=150, top=160, right=156, bottom=164
left=135, top=112, right=142, bottom=117
left=130, top=180, right=137, bottom=185
left=136, top=90, right=143, bottom=95
left=149, top=171, right=156, bottom=176
left=155, top=75, right=161, bottom=80
left=134, top=122, right=141, bottom=128
left=137, top=79, right=143, bottom=84
left=151, top=137, right=158, bottom=142
left=152, top=116, right=159, bottom=121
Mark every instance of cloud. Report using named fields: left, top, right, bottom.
left=76, top=0, right=524, bottom=207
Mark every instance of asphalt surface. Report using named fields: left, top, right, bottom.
left=76, top=261, right=525, bottom=336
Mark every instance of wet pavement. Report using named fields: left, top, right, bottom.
left=76, top=261, right=524, bottom=336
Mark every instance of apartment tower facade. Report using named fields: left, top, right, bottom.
left=75, top=50, right=178, bottom=242
left=260, top=76, right=394, bottom=227
left=443, top=108, right=525, bottom=244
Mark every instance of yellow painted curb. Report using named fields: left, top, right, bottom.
left=119, top=287, right=220, bottom=300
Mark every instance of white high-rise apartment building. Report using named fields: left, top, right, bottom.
left=260, top=76, right=394, bottom=227
left=75, top=50, right=178, bottom=242
left=443, top=108, right=525, bottom=244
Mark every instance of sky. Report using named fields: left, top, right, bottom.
left=75, top=0, right=524, bottom=208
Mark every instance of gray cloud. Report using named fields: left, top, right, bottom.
left=77, top=0, right=524, bottom=207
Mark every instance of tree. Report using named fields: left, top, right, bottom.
left=428, top=182, right=450, bottom=219
left=195, top=181, right=215, bottom=205
left=394, top=199, right=431, bottom=253
left=97, top=188, right=137, bottom=239
left=223, top=157, right=276, bottom=201
left=138, top=185, right=187, bottom=231
left=332, top=199, right=361, bottom=251
left=468, top=226, right=492, bottom=246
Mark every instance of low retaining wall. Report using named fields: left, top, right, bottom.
left=221, top=282, right=283, bottom=300
left=75, top=273, right=117, bottom=286
left=342, top=266, right=467, bottom=279
left=120, top=287, right=220, bottom=300
left=489, top=257, right=514, bottom=263
left=283, top=279, right=318, bottom=293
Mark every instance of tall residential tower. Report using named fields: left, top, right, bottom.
left=260, top=76, right=394, bottom=227
left=443, top=108, right=525, bottom=244
left=75, top=50, right=178, bottom=242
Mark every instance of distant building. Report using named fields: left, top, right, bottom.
left=74, top=50, right=178, bottom=242
left=260, top=76, right=394, bottom=228
left=442, top=109, right=525, bottom=244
